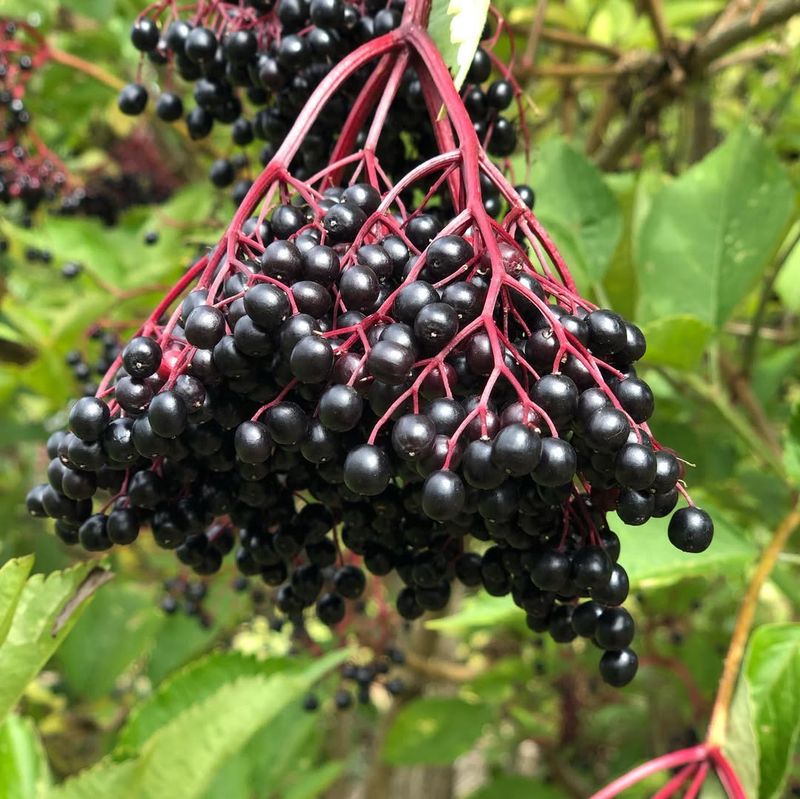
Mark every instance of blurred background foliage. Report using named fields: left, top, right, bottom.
left=0, top=1, right=799, bottom=797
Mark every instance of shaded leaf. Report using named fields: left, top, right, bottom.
left=54, top=581, right=164, bottom=700
left=531, top=139, right=623, bottom=286
left=640, top=315, right=713, bottom=370
left=467, top=775, right=568, bottom=799
left=383, top=697, right=493, bottom=765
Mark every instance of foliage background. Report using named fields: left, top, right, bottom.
left=0, top=1, right=799, bottom=797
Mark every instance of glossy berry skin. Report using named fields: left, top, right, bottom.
left=244, top=284, right=291, bottom=330
left=69, top=397, right=110, bottom=442
left=290, top=336, right=334, bottom=383
left=532, top=438, right=577, bottom=487
left=572, top=601, right=604, bottom=637
left=185, top=305, right=226, bottom=349
left=584, top=407, right=630, bottom=452
left=414, top=303, right=459, bottom=350
left=118, top=83, right=148, bottom=115
left=123, top=336, right=162, bottom=379
left=319, top=385, right=363, bottom=432
left=614, top=443, right=657, bottom=490
left=595, top=607, right=635, bottom=650
left=586, top=309, right=627, bottom=355
left=425, top=235, right=473, bottom=280
left=367, top=340, right=415, bottom=385
left=316, top=592, right=345, bottom=626
left=530, top=550, right=570, bottom=592
left=130, top=18, right=160, bottom=51
left=392, top=414, right=436, bottom=461
left=668, top=507, right=714, bottom=552
left=147, top=391, right=187, bottom=439
left=422, top=470, right=465, bottom=521
left=491, top=423, right=541, bottom=476
left=334, top=565, right=366, bottom=599
left=234, top=421, right=273, bottom=464
left=531, top=374, right=578, bottom=427
left=572, top=547, right=612, bottom=590
left=599, top=648, right=638, bottom=687
left=344, top=444, right=390, bottom=496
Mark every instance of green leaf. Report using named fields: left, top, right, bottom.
left=637, top=127, right=796, bottom=329
left=0, top=714, right=51, bottom=799
left=723, top=675, right=760, bottom=799
left=426, top=593, right=520, bottom=633
left=47, top=651, right=347, bottom=799
left=383, top=697, right=493, bottom=765
left=742, top=623, right=800, bottom=798
left=428, top=0, right=491, bottom=92
left=783, top=399, right=800, bottom=486
left=118, top=651, right=296, bottom=750
left=0, top=560, right=112, bottom=721
left=54, top=581, right=164, bottom=700
left=0, top=557, right=34, bottom=646
left=282, top=761, right=345, bottom=799
left=467, top=775, right=568, bottom=799
left=615, top=504, right=756, bottom=589
left=530, top=139, right=623, bottom=286
left=774, top=231, right=800, bottom=311
left=640, top=315, right=713, bottom=370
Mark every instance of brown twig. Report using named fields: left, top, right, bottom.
left=525, top=63, right=623, bottom=79
left=521, top=0, right=549, bottom=70
left=511, top=25, right=621, bottom=59
left=595, top=0, right=800, bottom=169
left=642, top=0, right=672, bottom=53
left=47, top=47, right=125, bottom=91
left=706, top=499, right=800, bottom=746
left=719, top=351, right=784, bottom=460
left=709, top=41, right=788, bottom=71
left=404, top=650, right=479, bottom=682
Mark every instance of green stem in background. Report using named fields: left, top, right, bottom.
left=741, top=226, right=800, bottom=380
left=667, top=371, right=787, bottom=479
left=706, top=498, right=800, bottom=746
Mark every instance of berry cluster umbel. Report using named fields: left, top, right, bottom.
left=0, top=20, right=70, bottom=211
left=27, top=3, right=713, bottom=689
left=121, top=0, right=523, bottom=196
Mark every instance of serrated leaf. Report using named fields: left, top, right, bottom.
left=118, top=651, right=296, bottom=749
left=742, top=623, right=800, bottom=798
left=0, top=557, right=35, bottom=647
left=383, top=697, right=493, bottom=765
left=0, top=560, right=112, bottom=721
left=428, top=0, right=491, bottom=91
left=637, top=127, right=796, bottom=330
left=615, top=504, right=756, bottom=589
left=0, top=713, right=51, bottom=799
left=531, top=139, right=623, bottom=287
left=47, top=651, right=347, bottom=799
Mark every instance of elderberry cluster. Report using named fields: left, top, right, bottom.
left=121, top=0, right=520, bottom=189
left=27, top=174, right=713, bottom=689
left=0, top=22, right=68, bottom=210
